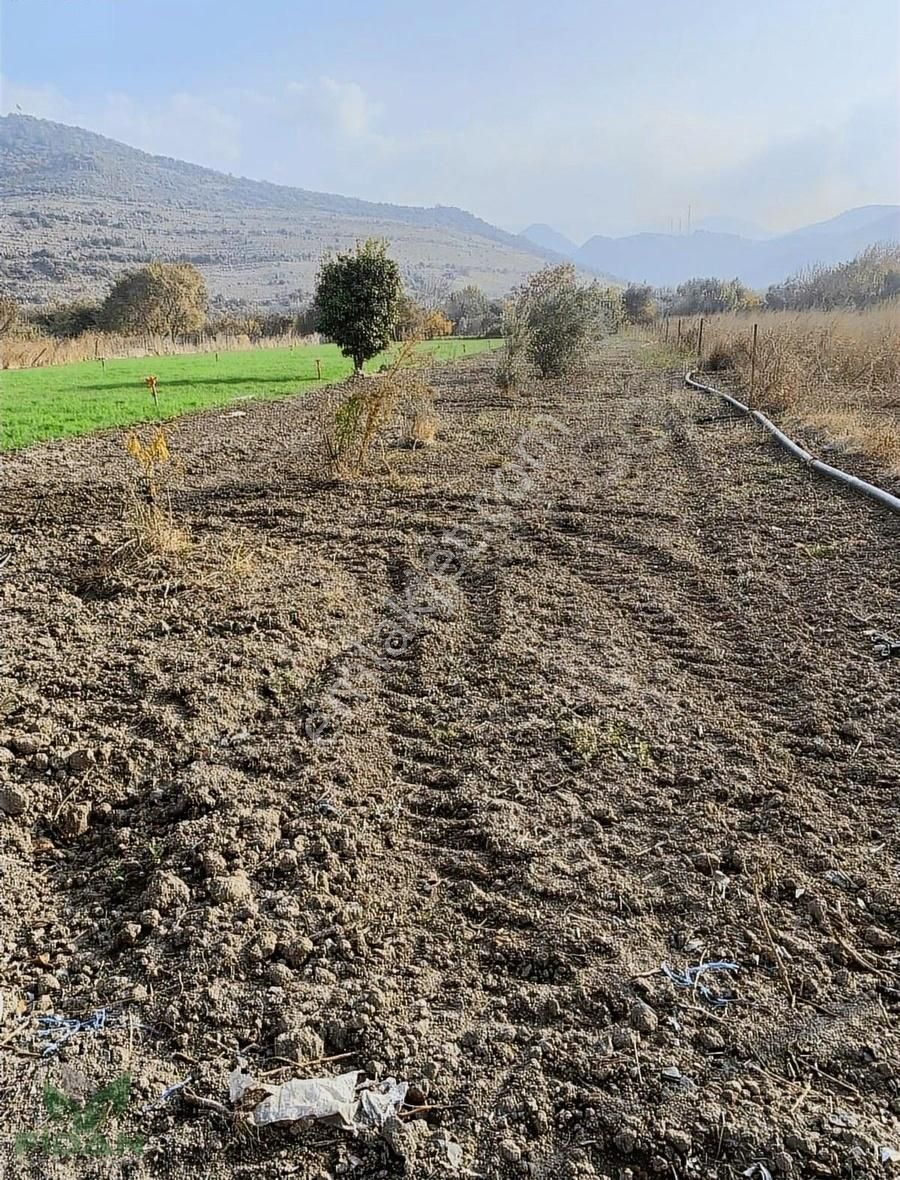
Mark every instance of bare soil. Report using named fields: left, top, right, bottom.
left=1, top=342, right=899, bottom=1179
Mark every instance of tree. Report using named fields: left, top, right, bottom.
left=622, top=284, right=657, bottom=324
left=394, top=292, right=427, bottom=340
left=423, top=310, right=454, bottom=339
left=315, top=239, right=402, bottom=370
left=31, top=300, right=101, bottom=338
left=669, top=276, right=757, bottom=316
left=445, top=285, right=488, bottom=335
left=515, top=265, right=607, bottom=378
left=101, top=263, right=208, bottom=339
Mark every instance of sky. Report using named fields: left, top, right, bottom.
left=1, top=0, right=898, bottom=242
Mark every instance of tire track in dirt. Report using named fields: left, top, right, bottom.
left=1, top=347, right=898, bottom=1179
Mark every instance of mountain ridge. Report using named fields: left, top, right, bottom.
left=521, top=205, right=900, bottom=288
left=0, top=114, right=599, bottom=307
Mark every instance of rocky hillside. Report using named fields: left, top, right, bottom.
left=0, top=115, right=569, bottom=308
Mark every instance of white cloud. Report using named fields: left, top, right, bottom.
left=2, top=75, right=895, bottom=240
left=283, top=78, right=380, bottom=139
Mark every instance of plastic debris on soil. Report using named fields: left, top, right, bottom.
left=357, top=1077, right=409, bottom=1127
left=661, top=960, right=740, bottom=1006
left=37, top=1009, right=117, bottom=1055
left=228, top=1066, right=407, bottom=1131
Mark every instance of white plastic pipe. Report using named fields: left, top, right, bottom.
left=685, top=371, right=900, bottom=517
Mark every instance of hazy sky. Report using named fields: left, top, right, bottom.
left=2, top=0, right=898, bottom=241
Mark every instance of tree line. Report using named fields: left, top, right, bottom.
left=618, top=244, right=900, bottom=323
left=0, top=257, right=509, bottom=346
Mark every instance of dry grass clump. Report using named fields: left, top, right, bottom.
left=408, top=410, right=438, bottom=447
left=660, top=306, right=900, bottom=473
left=1, top=329, right=319, bottom=369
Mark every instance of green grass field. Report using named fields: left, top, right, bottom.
left=0, top=337, right=502, bottom=450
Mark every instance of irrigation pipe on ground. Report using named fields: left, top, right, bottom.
left=685, top=371, right=900, bottom=517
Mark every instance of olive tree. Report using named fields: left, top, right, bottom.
left=101, top=263, right=207, bottom=339
left=515, top=265, right=607, bottom=378
left=315, top=239, right=402, bottom=371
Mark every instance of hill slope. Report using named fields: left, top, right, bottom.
left=0, top=115, right=572, bottom=307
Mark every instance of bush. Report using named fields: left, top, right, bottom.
left=515, top=265, right=608, bottom=378
left=315, top=239, right=402, bottom=370
left=494, top=301, right=529, bottom=392
left=423, top=310, right=454, bottom=339
left=667, top=276, right=759, bottom=316
left=622, top=284, right=657, bottom=324
left=30, top=300, right=101, bottom=338
left=765, top=246, right=900, bottom=311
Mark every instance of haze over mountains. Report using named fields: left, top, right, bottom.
left=1, top=114, right=896, bottom=309
left=0, top=115, right=575, bottom=308
left=521, top=206, right=900, bottom=289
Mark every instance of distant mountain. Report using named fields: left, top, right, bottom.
left=520, top=223, right=579, bottom=258
left=0, top=114, right=577, bottom=306
left=693, top=215, right=769, bottom=239
left=575, top=205, right=900, bottom=288
left=784, top=205, right=900, bottom=239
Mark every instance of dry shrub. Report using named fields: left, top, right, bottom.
left=122, top=426, right=189, bottom=556
left=319, top=339, right=436, bottom=477
left=408, top=410, right=438, bottom=447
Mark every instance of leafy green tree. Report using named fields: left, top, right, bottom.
left=315, top=239, right=402, bottom=370
left=101, top=263, right=207, bottom=339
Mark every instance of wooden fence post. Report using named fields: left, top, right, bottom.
left=749, top=322, right=758, bottom=407
left=697, top=318, right=704, bottom=366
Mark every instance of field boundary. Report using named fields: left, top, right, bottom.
left=686, top=370, right=900, bottom=516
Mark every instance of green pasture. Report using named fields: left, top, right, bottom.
left=0, top=337, right=501, bottom=450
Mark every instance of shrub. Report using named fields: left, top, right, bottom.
left=495, top=301, right=530, bottom=392
left=102, top=263, right=207, bottom=339
left=30, top=300, right=101, bottom=338
left=765, top=245, right=900, bottom=311
left=314, top=239, right=402, bottom=371
left=423, top=310, right=454, bottom=339
left=123, top=425, right=188, bottom=556
left=668, top=276, right=759, bottom=316
left=515, top=264, right=607, bottom=378
left=622, top=284, right=657, bottom=324
left=319, top=338, right=432, bottom=477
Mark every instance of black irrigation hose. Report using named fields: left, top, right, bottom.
left=685, top=371, right=900, bottom=517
